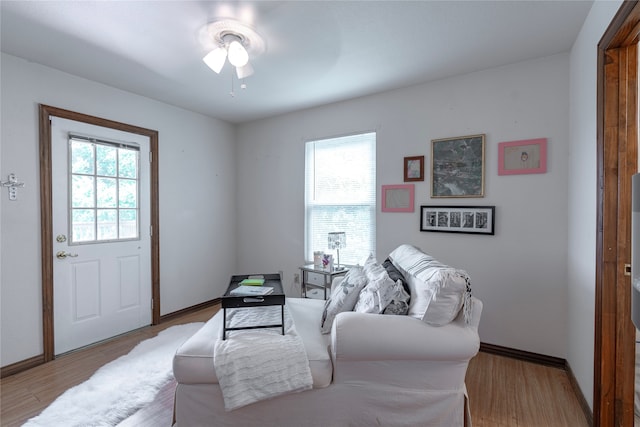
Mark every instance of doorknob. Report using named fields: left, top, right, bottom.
left=56, top=251, right=78, bottom=260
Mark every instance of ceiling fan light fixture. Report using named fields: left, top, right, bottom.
left=203, top=47, right=227, bottom=74
left=236, top=62, right=254, bottom=79
left=227, top=39, right=249, bottom=67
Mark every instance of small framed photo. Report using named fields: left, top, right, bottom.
left=381, top=184, right=415, bottom=212
left=498, top=138, right=547, bottom=175
left=404, top=156, right=424, bottom=182
left=420, top=205, right=495, bottom=235
left=431, top=134, right=485, bottom=198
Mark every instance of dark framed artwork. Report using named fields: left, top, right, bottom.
left=420, top=205, right=495, bottom=235
left=404, top=156, right=424, bottom=182
left=431, top=134, right=485, bottom=198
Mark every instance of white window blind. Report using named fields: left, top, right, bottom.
left=305, top=132, right=376, bottom=265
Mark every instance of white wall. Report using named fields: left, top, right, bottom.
left=0, top=53, right=237, bottom=367
left=236, top=54, right=570, bottom=358
left=567, top=0, right=623, bottom=410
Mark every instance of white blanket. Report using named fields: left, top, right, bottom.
left=213, top=305, right=313, bottom=411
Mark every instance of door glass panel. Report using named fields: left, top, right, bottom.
left=72, top=209, right=95, bottom=242
left=119, top=179, right=137, bottom=208
left=119, top=149, right=138, bottom=179
left=97, top=209, right=118, bottom=240
left=119, top=209, right=137, bottom=239
left=97, top=177, right=117, bottom=208
left=96, top=144, right=117, bottom=177
left=72, top=175, right=95, bottom=208
left=68, top=138, right=140, bottom=243
left=71, top=141, right=94, bottom=174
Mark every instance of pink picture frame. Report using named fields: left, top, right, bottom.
left=498, top=138, right=547, bottom=175
left=381, top=184, right=415, bottom=212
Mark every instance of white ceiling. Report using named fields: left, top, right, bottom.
left=1, top=1, right=594, bottom=124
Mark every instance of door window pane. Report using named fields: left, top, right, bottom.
left=97, top=209, right=118, bottom=240
left=72, top=175, right=95, bottom=208
left=72, top=209, right=95, bottom=242
left=71, top=141, right=94, bottom=174
left=119, top=179, right=137, bottom=208
left=96, top=144, right=117, bottom=177
left=68, top=138, right=140, bottom=243
left=119, top=149, right=138, bottom=179
left=97, top=178, right=117, bottom=208
left=119, top=209, right=137, bottom=239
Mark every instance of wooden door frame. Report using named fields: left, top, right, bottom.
left=39, top=104, right=161, bottom=362
left=595, top=2, right=640, bottom=425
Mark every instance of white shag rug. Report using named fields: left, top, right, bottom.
left=23, top=322, right=203, bottom=427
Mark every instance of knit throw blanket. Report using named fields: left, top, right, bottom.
left=213, top=305, right=313, bottom=411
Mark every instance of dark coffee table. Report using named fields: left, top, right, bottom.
left=220, top=273, right=286, bottom=340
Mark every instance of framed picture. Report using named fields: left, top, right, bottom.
left=381, top=184, right=415, bottom=212
left=431, top=134, right=485, bottom=198
left=404, top=156, right=424, bottom=182
left=420, top=205, right=495, bottom=235
left=498, top=138, right=547, bottom=175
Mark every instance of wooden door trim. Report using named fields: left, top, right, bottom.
left=38, top=104, right=161, bottom=362
left=595, top=2, right=640, bottom=425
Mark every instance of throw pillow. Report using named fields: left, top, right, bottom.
left=382, top=279, right=410, bottom=315
left=320, top=266, right=368, bottom=334
left=382, top=258, right=410, bottom=297
left=354, top=254, right=398, bottom=314
left=420, top=270, right=469, bottom=325
left=389, top=244, right=471, bottom=325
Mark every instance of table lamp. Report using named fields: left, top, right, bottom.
left=328, top=232, right=346, bottom=270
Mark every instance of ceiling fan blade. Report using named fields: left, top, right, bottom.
left=236, top=62, right=254, bottom=79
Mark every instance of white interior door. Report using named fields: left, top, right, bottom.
left=51, top=117, right=151, bottom=355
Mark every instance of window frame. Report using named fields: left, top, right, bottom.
left=304, top=131, right=376, bottom=265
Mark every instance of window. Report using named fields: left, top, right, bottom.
left=305, top=132, right=376, bottom=265
left=69, top=135, right=140, bottom=244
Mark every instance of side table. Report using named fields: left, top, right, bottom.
left=220, top=273, right=285, bottom=340
left=299, top=264, right=348, bottom=300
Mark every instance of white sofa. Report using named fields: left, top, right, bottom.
left=173, top=247, right=482, bottom=426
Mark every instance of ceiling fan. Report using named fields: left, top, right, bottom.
left=201, top=19, right=265, bottom=80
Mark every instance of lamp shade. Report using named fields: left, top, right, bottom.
left=227, top=40, right=249, bottom=67
left=236, top=62, right=254, bottom=79
left=203, top=47, right=227, bottom=74
left=328, top=232, right=346, bottom=249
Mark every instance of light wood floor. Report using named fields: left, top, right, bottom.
left=1, top=304, right=589, bottom=427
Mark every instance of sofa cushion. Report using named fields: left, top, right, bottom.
left=320, top=266, right=367, bottom=334
left=354, top=254, right=401, bottom=314
left=173, top=298, right=333, bottom=388
left=389, top=244, right=470, bottom=326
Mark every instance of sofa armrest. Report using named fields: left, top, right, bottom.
left=330, top=297, right=482, bottom=362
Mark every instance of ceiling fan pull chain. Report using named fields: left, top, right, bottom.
left=230, top=72, right=235, bottom=97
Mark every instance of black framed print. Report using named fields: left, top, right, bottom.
left=420, top=205, right=495, bottom=235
